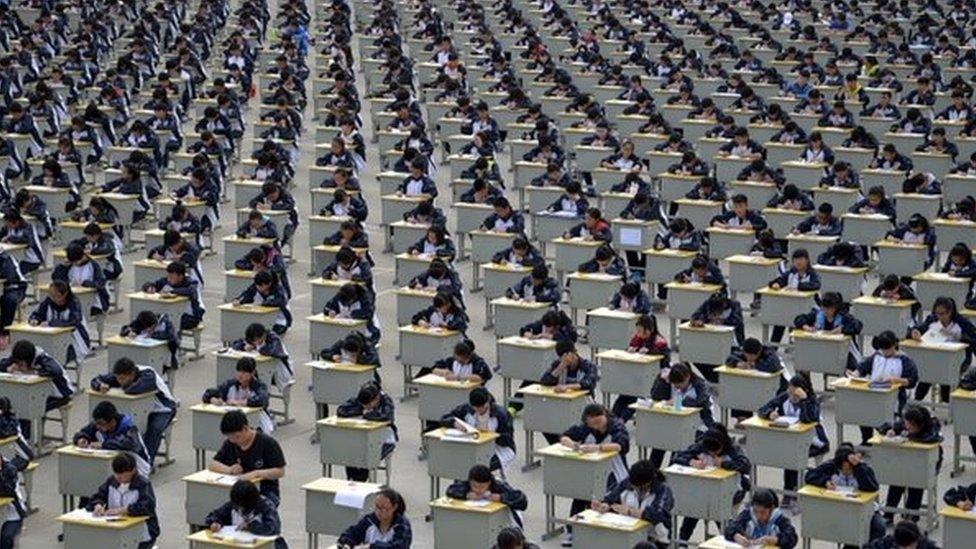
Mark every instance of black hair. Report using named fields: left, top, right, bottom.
left=112, top=358, right=138, bottom=376
left=219, top=410, right=249, bottom=433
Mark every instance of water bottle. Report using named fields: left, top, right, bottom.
left=673, top=388, right=683, bottom=412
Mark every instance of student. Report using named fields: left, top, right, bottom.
left=322, top=246, right=374, bottom=290
left=0, top=397, right=31, bottom=463
left=591, top=460, right=673, bottom=547
left=0, top=340, right=74, bottom=440
left=757, top=375, right=829, bottom=499
left=817, top=241, right=866, bottom=267
left=412, top=291, right=468, bottom=333
left=230, top=323, right=293, bottom=397
left=793, top=203, right=843, bottom=236
left=336, top=382, right=397, bottom=481
left=492, top=236, right=544, bottom=267
left=320, top=189, right=368, bottom=223
left=205, top=480, right=287, bottom=549
left=520, top=309, right=578, bottom=343
left=559, top=404, right=630, bottom=547
left=76, top=222, right=124, bottom=280
left=407, top=225, right=456, bottom=262
left=120, top=310, right=180, bottom=373
left=234, top=270, right=292, bottom=335
left=493, top=527, right=540, bottom=549
left=208, top=410, right=286, bottom=504
left=611, top=314, right=671, bottom=420
left=249, top=181, right=298, bottom=246
left=942, top=243, right=976, bottom=296
left=886, top=214, right=937, bottom=268
left=768, top=249, right=821, bottom=343
left=848, top=185, right=896, bottom=219
left=442, top=388, right=516, bottom=472
left=420, top=341, right=492, bottom=384
left=74, top=401, right=151, bottom=477
left=878, top=404, right=943, bottom=521
left=672, top=425, right=751, bottom=542
left=148, top=229, right=203, bottom=284
left=794, top=291, right=864, bottom=371
left=673, top=254, right=725, bottom=287
left=337, top=488, right=412, bottom=548
left=541, top=341, right=598, bottom=400
left=609, top=282, right=652, bottom=314
left=203, top=357, right=274, bottom=433
left=236, top=210, right=279, bottom=243
left=0, top=246, right=26, bottom=339
left=140, top=261, right=205, bottom=330
left=911, top=296, right=976, bottom=402
left=564, top=207, right=612, bottom=242
left=0, top=441, right=27, bottom=549
left=91, top=358, right=177, bottom=465
left=86, top=453, right=159, bottom=549
left=690, top=292, right=746, bottom=355
left=236, top=245, right=292, bottom=300
left=505, top=264, right=560, bottom=305
left=480, top=197, right=525, bottom=234
left=710, top=194, right=768, bottom=232
left=446, top=464, right=528, bottom=528
left=871, top=273, right=921, bottom=320
left=724, top=337, right=787, bottom=417
left=53, top=242, right=110, bottom=316
left=29, top=281, right=90, bottom=364
left=723, top=488, right=798, bottom=549
left=807, top=444, right=885, bottom=543
left=577, top=244, right=628, bottom=277
left=867, top=521, right=938, bottom=549
left=0, top=209, right=43, bottom=274
left=649, top=362, right=716, bottom=464
left=408, top=258, right=463, bottom=301
left=849, top=331, right=919, bottom=444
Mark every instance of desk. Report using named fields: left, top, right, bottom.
left=831, top=378, right=902, bottom=443
left=310, top=278, right=361, bottom=315
left=221, top=236, right=276, bottom=270
left=756, top=288, right=817, bottom=343
left=673, top=199, right=724, bottom=231
left=309, top=361, right=376, bottom=419
left=59, top=509, right=148, bottom=549
left=569, top=509, right=651, bottom=549
left=600, top=193, right=635, bottom=219
left=190, top=404, right=264, bottom=470
left=131, top=259, right=172, bottom=290
left=127, top=292, right=189, bottom=324
left=786, top=234, right=838, bottom=260
left=815, top=265, right=868, bottom=301
left=482, top=263, right=532, bottom=302
left=454, top=203, right=494, bottom=246
left=812, top=186, right=860, bottom=214
left=390, top=221, right=430, bottom=255
left=841, top=214, right=892, bottom=246
left=726, top=255, right=782, bottom=295
left=715, top=366, right=783, bottom=421
left=791, top=330, right=851, bottom=376
left=741, top=416, right=817, bottom=495
left=913, top=272, right=970, bottom=311
left=566, top=272, right=622, bottom=312
left=631, top=402, right=702, bottom=458
left=664, top=464, right=739, bottom=542
left=224, top=269, right=256, bottom=301
left=302, top=477, right=380, bottom=548
left=0, top=373, right=50, bottom=452
left=521, top=385, right=589, bottom=470
left=317, top=416, right=390, bottom=478
left=875, top=240, right=929, bottom=278
left=798, top=485, right=878, bottom=547
left=390, top=286, right=435, bottom=327
left=587, top=308, right=639, bottom=351
left=430, top=497, right=510, bottom=549
left=381, top=194, right=428, bottom=228
left=894, top=192, right=942, bottom=222
left=597, top=350, right=661, bottom=406
left=394, top=253, right=434, bottom=285
left=309, top=315, right=367, bottom=359
left=699, top=535, right=774, bottom=548
left=861, top=169, right=910, bottom=197
left=425, top=429, right=499, bottom=499
left=398, top=326, right=462, bottom=399
left=186, top=530, right=276, bottom=548
left=706, top=227, right=756, bottom=260
left=552, top=238, right=603, bottom=279
left=490, top=298, right=549, bottom=339
left=901, top=339, right=969, bottom=387
left=9, top=323, right=75, bottom=367
left=611, top=219, right=660, bottom=252
left=313, top=245, right=368, bottom=277
left=536, top=443, right=616, bottom=539
left=58, top=221, right=114, bottom=244
left=496, top=337, right=557, bottom=404
left=941, top=506, right=976, bottom=549
left=934, top=219, right=976, bottom=254
left=658, top=173, right=701, bottom=203
left=57, top=446, right=117, bottom=512
left=86, top=388, right=154, bottom=433
left=214, top=350, right=278, bottom=386
left=851, top=296, right=916, bottom=337
left=945, top=174, right=976, bottom=203
left=781, top=160, right=829, bottom=190
left=664, top=282, right=721, bottom=324
left=867, top=435, right=940, bottom=528
left=414, top=374, right=481, bottom=423
left=951, top=388, right=976, bottom=475
left=643, top=249, right=698, bottom=286
left=677, top=322, right=735, bottom=365
left=730, top=180, right=778, bottom=208
left=219, top=304, right=279, bottom=344
left=762, top=208, right=809, bottom=237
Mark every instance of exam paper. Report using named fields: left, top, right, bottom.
left=595, top=512, right=640, bottom=528
left=618, top=227, right=643, bottom=247
left=214, top=526, right=256, bottom=543
left=333, top=484, right=378, bottom=509
left=62, top=509, right=117, bottom=522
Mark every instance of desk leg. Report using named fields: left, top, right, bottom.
left=503, top=378, right=511, bottom=406
left=521, top=429, right=539, bottom=471
left=953, top=433, right=965, bottom=477
left=836, top=421, right=844, bottom=446
left=471, top=262, right=482, bottom=292
left=483, top=295, right=492, bottom=329
left=762, top=324, right=769, bottom=344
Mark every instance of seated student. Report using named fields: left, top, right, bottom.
left=0, top=339, right=74, bottom=436
left=208, top=410, right=286, bottom=504
left=817, top=241, right=866, bottom=267
left=170, top=168, right=220, bottom=231
left=442, top=388, right=516, bottom=472
left=337, top=382, right=397, bottom=482
left=578, top=244, right=628, bottom=277
left=868, top=520, right=938, bottom=549
left=757, top=375, right=830, bottom=499
left=0, top=435, right=27, bottom=548
left=100, top=165, right=150, bottom=223
left=480, top=197, right=525, bottom=234
left=447, top=464, right=528, bottom=527
left=558, top=403, right=630, bottom=545
left=768, top=248, right=821, bottom=342
left=13, top=189, right=52, bottom=241
left=673, top=254, right=726, bottom=288
left=492, top=236, right=544, bottom=268
left=767, top=184, right=815, bottom=212
left=120, top=311, right=180, bottom=373
left=203, top=356, right=274, bottom=433
left=28, top=280, right=90, bottom=363
left=90, top=357, right=176, bottom=464
left=74, top=401, right=151, bottom=477
left=564, top=207, right=613, bottom=242
left=943, top=243, right=976, bottom=291
left=233, top=270, right=292, bottom=335
left=76, top=222, right=124, bottom=281
left=460, top=178, right=504, bottom=205
left=320, top=189, right=368, bottom=223
left=901, top=172, right=942, bottom=196
left=158, top=203, right=202, bottom=247
left=620, top=191, right=667, bottom=225
left=911, top=296, right=976, bottom=400
left=848, top=185, right=897, bottom=219
left=848, top=331, right=919, bottom=444
left=672, top=425, right=751, bottom=542
left=718, top=127, right=764, bottom=160
left=323, top=220, right=370, bottom=254
left=205, top=480, right=287, bottom=549
left=648, top=361, right=716, bottom=457
left=148, top=229, right=203, bottom=284
left=710, top=194, right=768, bottom=232
left=419, top=340, right=492, bottom=384
left=942, top=196, right=976, bottom=222
left=542, top=180, right=588, bottom=217
left=501, top=264, right=558, bottom=306
left=652, top=218, right=703, bottom=251
left=86, top=453, right=159, bottom=549
left=608, top=282, right=652, bottom=314
left=403, top=200, right=446, bottom=228
left=724, top=488, right=798, bottom=549
left=613, top=172, right=654, bottom=196
left=820, top=161, right=861, bottom=189
left=140, top=261, right=205, bottom=330
left=541, top=341, right=598, bottom=401
left=493, top=527, right=540, bottom=549
left=398, top=158, right=438, bottom=198
left=249, top=181, right=298, bottom=246
left=407, top=225, right=457, bottom=262
left=0, top=210, right=43, bottom=274
left=337, top=487, right=412, bottom=548
left=877, top=404, right=943, bottom=520
left=724, top=337, right=787, bottom=412
left=690, top=292, right=746, bottom=350
left=591, top=460, right=674, bottom=546
left=683, top=177, right=728, bottom=202
left=886, top=213, right=937, bottom=268
left=236, top=245, right=291, bottom=300
left=794, top=291, right=864, bottom=370
left=322, top=245, right=373, bottom=290
left=237, top=210, right=280, bottom=243
left=230, top=323, right=293, bottom=396
left=520, top=309, right=578, bottom=343
left=412, top=291, right=468, bottom=334
left=806, top=443, right=885, bottom=544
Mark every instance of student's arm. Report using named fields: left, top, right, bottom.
left=84, top=479, right=111, bottom=511
left=497, top=481, right=528, bottom=511
left=208, top=442, right=241, bottom=474
left=337, top=516, right=370, bottom=546
left=125, top=480, right=157, bottom=517
left=123, top=370, right=159, bottom=395
left=774, top=514, right=799, bottom=548
left=641, top=484, right=674, bottom=525
left=852, top=463, right=881, bottom=492
left=244, top=501, right=282, bottom=536
left=203, top=501, right=234, bottom=530
left=444, top=480, right=470, bottom=500
left=756, top=394, right=783, bottom=419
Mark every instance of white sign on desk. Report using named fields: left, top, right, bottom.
left=334, top=484, right=379, bottom=509
left=619, top=227, right=643, bottom=248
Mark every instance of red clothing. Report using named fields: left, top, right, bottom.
left=629, top=333, right=668, bottom=353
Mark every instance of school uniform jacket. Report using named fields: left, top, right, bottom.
left=319, top=335, right=381, bottom=367
left=578, top=255, right=628, bottom=277
left=541, top=358, right=598, bottom=394
left=237, top=283, right=292, bottom=330
left=855, top=352, right=919, bottom=411
left=710, top=209, right=768, bottom=231
left=408, top=270, right=463, bottom=300
left=480, top=211, right=525, bottom=234
left=0, top=223, right=44, bottom=267
left=141, top=277, right=205, bottom=323
left=337, top=393, right=398, bottom=444
left=566, top=220, right=612, bottom=242
left=673, top=441, right=752, bottom=496
left=445, top=478, right=527, bottom=528
left=230, top=333, right=292, bottom=389
left=724, top=508, right=798, bottom=549
left=441, top=402, right=515, bottom=453
left=609, top=290, right=652, bottom=315
left=431, top=355, right=493, bottom=383
left=805, top=460, right=880, bottom=492
left=0, top=350, right=75, bottom=401
left=650, top=375, right=717, bottom=429
left=119, top=314, right=180, bottom=371
left=338, top=513, right=412, bottom=549
left=519, top=320, right=577, bottom=343
left=29, top=296, right=90, bottom=360
left=236, top=218, right=278, bottom=241
left=91, top=366, right=178, bottom=416
left=757, top=393, right=829, bottom=452
left=407, top=236, right=456, bottom=262
left=506, top=276, right=560, bottom=304
left=563, top=418, right=630, bottom=485
left=653, top=230, right=703, bottom=251
left=0, top=456, right=28, bottom=521
left=770, top=268, right=822, bottom=291
left=86, top=474, right=159, bottom=541
left=601, top=479, right=674, bottom=538
left=491, top=246, right=544, bottom=266
left=411, top=305, right=467, bottom=333
left=72, top=415, right=151, bottom=476
left=325, top=291, right=381, bottom=343
left=204, top=497, right=287, bottom=549
left=691, top=300, right=746, bottom=344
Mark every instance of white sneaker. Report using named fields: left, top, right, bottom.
left=561, top=533, right=573, bottom=547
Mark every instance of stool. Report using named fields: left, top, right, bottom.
left=40, top=402, right=73, bottom=448
left=180, top=326, right=205, bottom=360
left=270, top=380, right=296, bottom=426
left=152, top=418, right=178, bottom=471
left=22, top=461, right=38, bottom=514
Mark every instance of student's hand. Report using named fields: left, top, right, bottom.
left=690, top=319, right=704, bottom=327
left=770, top=282, right=781, bottom=290
left=327, top=311, right=337, bottom=318
left=911, top=329, right=923, bottom=341
left=690, top=458, right=706, bottom=469
left=417, top=319, right=428, bottom=327
left=95, top=381, right=109, bottom=393
left=410, top=249, right=419, bottom=256
left=144, top=286, right=157, bottom=294
left=825, top=480, right=837, bottom=490
left=239, top=470, right=260, bottom=481
left=768, top=410, right=780, bottom=420
left=331, top=354, right=341, bottom=362
left=758, top=535, right=778, bottom=545
left=228, top=463, right=244, bottom=475
left=28, top=318, right=39, bottom=326
left=591, top=500, right=610, bottom=512
left=208, top=397, right=224, bottom=405
left=76, top=438, right=90, bottom=448
left=554, top=384, right=568, bottom=393
left=886, top=429, right=896, bottom=437
left=92, top=504, right=105, bottom=516
left=210, top=522, right=222, bottom=533
left=243, top=343, right=255, bottom=352
left=802, top=324, right=815, bottom=332
left=579, top=443, right=599, bottom=452
left=959, top=500, right=974, bottom=511
left=90, top=442, right=102, bottom=449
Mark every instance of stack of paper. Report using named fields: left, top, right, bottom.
left=771, top=416, right=800, bottom=428
left=213, top=526, right=256, bottom=544
left=333, top=484, right=378, bottom=509
left=596, top=512, right=640, bottom=528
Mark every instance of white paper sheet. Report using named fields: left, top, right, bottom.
left=333, top=484, right=380, bottom=509
left=618, top=227, right=643, bottom=247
